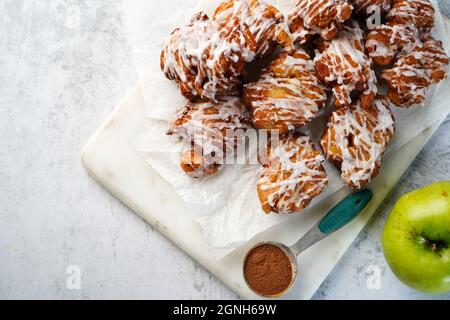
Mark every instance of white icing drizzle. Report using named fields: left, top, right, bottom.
left=289, top=0, right=353, bottom=43
left=314, top=20, right=377, bottom=107
left=243, top=49, right=327, bottom=133
left=420, top=33, right=450, bottom=84
left=387, top=0, right=435, bottom=29
left=380, top=32, right=449, bottom=107
left=381, top=43, right=432, bottom=107
left=258, top=133, right=328, bottom=214
left=366, top=22, right=419, bottom=65
left=161, top=13, right=256, bottom=102
left=168, top=96, right=249, bottom=176
left=321, top=97, right=395, bottom=189
left=213, top=0, right=293, bottom=57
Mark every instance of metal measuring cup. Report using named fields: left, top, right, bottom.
left=243, top=189, right=373, bottom=298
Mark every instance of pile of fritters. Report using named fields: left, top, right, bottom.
left=161, top=0, right=449, bottom=214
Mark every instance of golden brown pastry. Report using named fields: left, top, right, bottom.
left=381, top=33, right=449, bottom=107
left=320, top=96, right=395, bottom=189
left=381, top=44, right=431, bottom=107
left=314, top=21, right=377, bottom=108
left=386, top=0, right=435, bottom=30
left=258, top=133, right=328, bottom=214
left=168, top=97, right=249, bottom=178
left=179, top=148, right=222, bottom=178
left=243, top=49, right=327, bottom=134
left=288, top=0, right=353, bottom=44
left=161, top=12, right=256, bottom=102
left=365, top=22, right=419, bottom=65
left=420, top=33, right=450, bottom=84
left=350, top=0, right=392, bottom=17
left=213, top=0, right=293, bottom=58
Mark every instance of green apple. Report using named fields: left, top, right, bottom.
left=382, top=181, right=450, bottom=293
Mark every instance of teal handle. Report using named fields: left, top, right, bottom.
left=319, top=189, right=373, bottom=235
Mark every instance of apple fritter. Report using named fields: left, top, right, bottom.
left=161, top=12, right=256, bottom=102
left=213, top=0, right=293, bottom=58
left=381, top=44, right=431, bottom=107
left=381, top=34, right=449, bottom=108
left=420, top=33, right=450, bottom=84
left=243, top=49, right=327, bottom=134
left=288, top=0, right=353, bottom=44
left=320, top=96, right=395, bottom=189
left=314, top=21, right=377, bottom=108
left=168, top=97, right=249, bottom=178
left=258, top=133, right=328, bottom=214
left=386, top=0, right=435, bottom=30
left=365, top=22, right=419, bottom=66
left=179, top=149, right=222, bottom=178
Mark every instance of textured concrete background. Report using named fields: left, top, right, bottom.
left=1, top=0, right=449, bottom=299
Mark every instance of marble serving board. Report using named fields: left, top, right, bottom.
left=82, top=77, right=449, bottom=299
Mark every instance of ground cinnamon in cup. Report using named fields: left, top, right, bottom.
left=244, top=244, right=293, bottom=297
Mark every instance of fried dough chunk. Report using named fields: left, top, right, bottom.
left=161, top=12, right=256, bottom=102
left=288, top=0, right=353, bottom=44
left=168, top=97, right=249, bottom=178
left=320, top=96, right=395, bottom=189
left=420, top=33, right=450, bottom=84
left=314, top=21, right=377, bottom=108
left=386, top=0, right=435, bottom=30
left=258, top=133, right=328, bottom=214
left=243, top=49, right=327, bottom=134
left=365, top=22, right=419, bottom=65
left=214, top=0, right=293, bottom=57
left=381, top=34, right=449, bottom=107
left=381, top=44, right=431, bottom=107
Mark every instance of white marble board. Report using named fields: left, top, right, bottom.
left=82, top=72, right=449, bottom=300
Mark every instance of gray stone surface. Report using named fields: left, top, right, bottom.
left=0, top=0, right=449, bottom=300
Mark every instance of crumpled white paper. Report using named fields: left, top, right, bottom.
left=122, top=0, right=450, bottom=257
left=439, top=0, right=450, bottom=18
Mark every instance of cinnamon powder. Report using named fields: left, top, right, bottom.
left=244, top=244, right=293, bottom=297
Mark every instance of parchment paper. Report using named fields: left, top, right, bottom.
left=122, top=0, right=450, bottom=257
